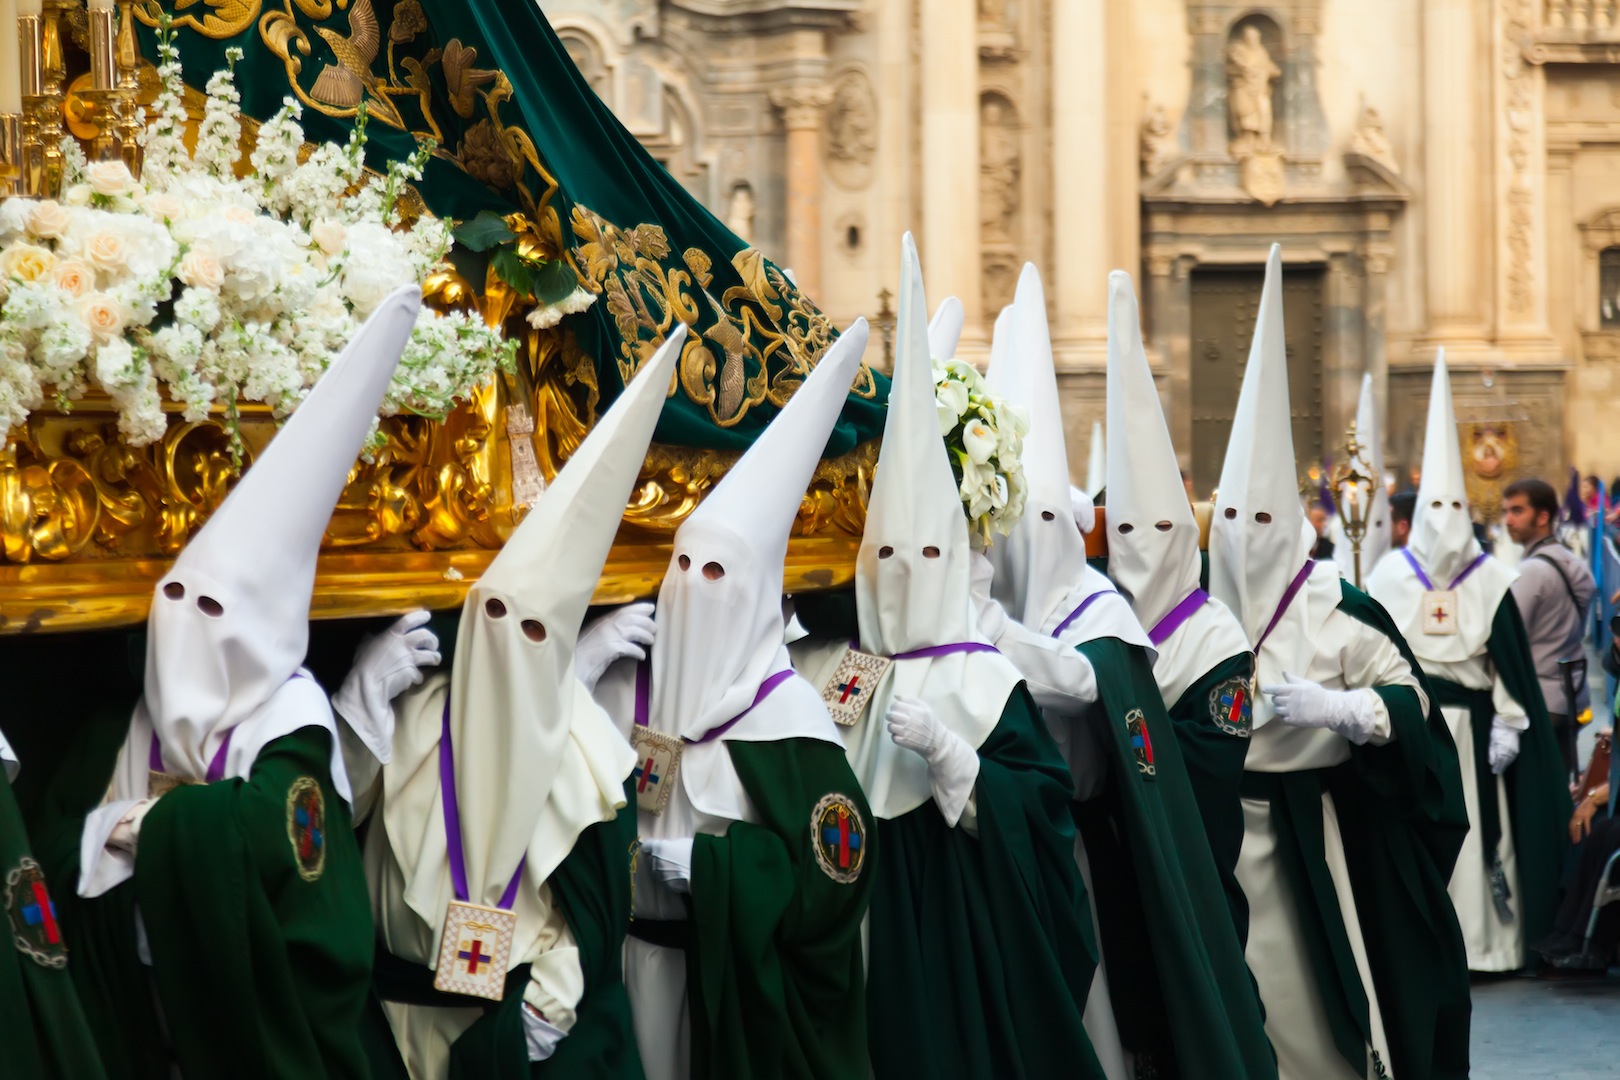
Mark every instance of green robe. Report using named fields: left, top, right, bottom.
left=681, top=737, right=874, bottom=1080
left=1229, top=584, right=1471, bottom=1080
left=866, top=687, right=1106, bottom=1080
left=1428, top=595, right=1572, bottom=952
left=0, top=758, right=107, bottom=1080
left=33, top=711, right=375, bottom=1079
left=1070, top=638, right=1276, bottom=1080
left=1165, top=652, right=1256, bottom=944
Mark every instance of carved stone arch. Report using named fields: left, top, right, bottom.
left=548, top=16, right=619, bottom=104
left=1577, top=208, right=1620, bottom=336
left=635, top=62, right=721, bottom=210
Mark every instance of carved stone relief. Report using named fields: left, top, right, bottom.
left=980, top=92, right=1022, bottom=243
left=727, top=182, right=756, bottom=244
left=825, top=69, right=878, bottom=191
left=1349, top=100, right=1399, bottom=174
left=1141, top=101, right=1178, bottom=178
left=1502, top=0, right=1537, bottom=318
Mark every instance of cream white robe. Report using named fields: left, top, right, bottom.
left=1237, top=568, right=1426, bottom=1080
left=351, top=673, right=588, bottom=1080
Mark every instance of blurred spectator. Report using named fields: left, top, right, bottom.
left=1307, top=504, right=1335, bottom=560
left=1504, top=478, right=1598, bottom=775
left=1536, top=781, right=1618, bottom=972
left=1390, top=490, right=1416, bottom=549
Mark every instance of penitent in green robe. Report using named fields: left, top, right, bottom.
left=0, top=752, right=107, bottom=1080
left=362, top=783, right=645, bottom=1080
left=1428, top=596, right=1572, bottom=953
left=1069, top=637, right=1277, bottom=1080
left=865, top=687, right=1107, bottom=1080
left=684, top=738, right=875, bottom=1080
left=1221, top=584, right=1472, bottom=1080
left=34, top=708, right=375, bottom=1079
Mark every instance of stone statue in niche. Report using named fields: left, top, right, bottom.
left=726, top=183, right=755, bottom=244
left=1350, top=101, right=1399, bottom=175
left=1140, top=101, right=1176, bottom=178
left=1226, top=26, right=1280, bottom=157
left=979, top=94, right=1021, bottom=243
left=826, top=71, right=878, bottom=190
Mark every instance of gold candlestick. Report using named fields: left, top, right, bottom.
left=0, top=114, right=21, bottom=197
left=113, top=0, right=141, bottom=175
left=35, top=0, right=75, bottom=197
left=18, top=12, right=44, bottom=195
left=82, top=4, right=118, bottom=161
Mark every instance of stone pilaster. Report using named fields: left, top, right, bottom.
left=1050, top=0, right=1109, bottom=354
left=921, top=0, right=981, bottom=330
left=771, top=85, right=835, bottom=302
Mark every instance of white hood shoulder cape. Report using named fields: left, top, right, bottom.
left=81, top=286, right=423, bottom=898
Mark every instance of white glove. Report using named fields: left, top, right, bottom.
left=522, top=1004, right=567, bottom=1062
left=107, top=797, right=158, bottom=854
left=638, top=837, right=693, bottom=895
left=1070, top=486, right=1096, bottom=534
left=887, top=695, right=981, bottom=826
left=1488, top=722, right=1521, bottom=775
left=968, top=552, right=1010, bottom=644
left=575, top=602, right=656, bottom=693
left=1262, top=673, right=1378, bottom=746
left=332, top=611, right=441, bottom=764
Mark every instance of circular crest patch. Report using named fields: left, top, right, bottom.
left=5, top=857, right=67, bottom=969
left=811, top=793, right=867, bottom=885
left=286, top=777, right=327, bottom=883
left=1209, top=676, right=1254, bottom=738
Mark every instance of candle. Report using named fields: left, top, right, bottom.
left=0, top=0, right=21, bottom=116
left=88, top=0, right=115, bottom=10
left=17, top=0, right=38, bottom=14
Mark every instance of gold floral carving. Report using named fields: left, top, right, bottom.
left=135, top=0, right=263, bottom=39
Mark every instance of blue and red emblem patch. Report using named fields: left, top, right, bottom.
left=286, top=777, right=326, bottom=883
left=5, top=857, right=66, bottom=969
left=811, top=793, right=867, bottom=884
left=1210, top=676, right=1254, bottom=738
left=1126, top=709, right=1156, bottom=778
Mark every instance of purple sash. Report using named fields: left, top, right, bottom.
left=1402, top=548, right=1487, bottom=592
left=633, top=660, right=796, bottom=745
left=1049, top=591, right=1118, bottom=639
left=1255, top=561, right=1316, bottom=652
left=439, top=697, right=525, bottom=909
left=1148, top=589, right=1209, bottom=647
left=148, top=729, right=234, bottom=784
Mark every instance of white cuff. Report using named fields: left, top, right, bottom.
left=929, top=729, right=982, bottom=828
left=1362, top=689, right=1392, bottom=746
left=79, top=799, right=142, bottom=898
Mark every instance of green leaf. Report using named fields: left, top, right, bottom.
left=489, top=246, right=543, bottom=298
left=531, top=259, right=579, bottom=305
left=452, top=210, right=518, bottom=253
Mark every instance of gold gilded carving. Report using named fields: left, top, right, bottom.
left=308, top=0, right=380, bottom=111
left=136, top=0, right=262, bottom=39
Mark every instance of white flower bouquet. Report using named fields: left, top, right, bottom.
left=0, top=26, right=538, bottom=456
left=933, top=356, right=1028, bottom=544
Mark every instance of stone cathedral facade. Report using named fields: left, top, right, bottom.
left=541, top=0, right=1620, bottom=505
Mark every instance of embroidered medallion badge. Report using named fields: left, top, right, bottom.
left=1126, top=709, right=1157, bottom=778
left=435, top=900, right=518, bottom=1001
left=1210, top=676, right=1254, bottom=738
left=820, top=648, right=893, bottom=727
left=629, top=727, right=683, bottom=815
left=286, top=777, right=327, bottom=883
left=1421, top=590, right=1459, bottom=636
left=811, top=793, right=867, bottom=884
left=5, top=857, right=66, bottom=969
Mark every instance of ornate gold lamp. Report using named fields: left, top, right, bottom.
left=1328, top=420, right=1376, bottom=588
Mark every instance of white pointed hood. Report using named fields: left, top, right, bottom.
left=1209, top=245, right=1313, bottom=644
left=983, top=263, right=1089, bottom=631
left=650, top=320, right=871, bottom=744
left=857, top=234, right=979, bottom=655
left=1408, top=350, right=1480, bottom=586
left=417, top=325, right=680, bottom=911
left=1104, top=271, right=1202, bottom=632
left=1087, top=421, right=1107, bottom=496
left=144, top=286, right=421, bottom=782
left=1331, top=374, right=1391, bottom=580
left=929, top=296, right=965, bottom=360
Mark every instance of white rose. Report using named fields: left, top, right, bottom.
left=309, top=219, right=347, bottom=257
left=82, top=230, right=129, bottom=274
left=178, top=248, right=225, bottom=292
left=52, top=258, right=93, bottom=299
left=63, top=184, right=92, bottom=207
left=0, top=242, right=56, bottom=283
left=142, top=192, right=183, bottom=223
left=79, top=292, right=129, bottom=342
left=28, top=200, right=71, bottom=240
left=962, top=418, right=998, bottom=465
left=87, top=160, right=137, bottom=198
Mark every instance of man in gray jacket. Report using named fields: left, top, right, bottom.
left=1503, top=477, right=1597, bottom=775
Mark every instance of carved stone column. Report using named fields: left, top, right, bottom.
left=1421, top=0, right=1488, bottom=346
left=921, top=0, right=981, bottom=330
left=1051, top=0, right=1108, bottom=350
left=771, top=85, right=834, bottom=301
